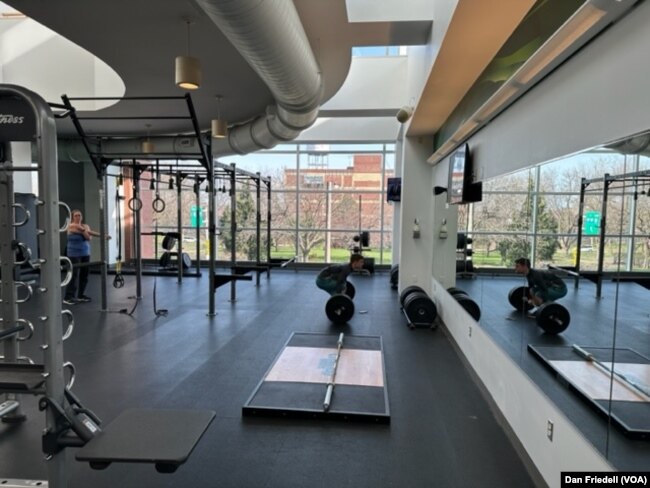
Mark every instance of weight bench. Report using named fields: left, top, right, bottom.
left=213, top=273, right=253, bottom=291
left=76, top=408, right=215, bottom=473
left=232, top=265, right=269, bottom=286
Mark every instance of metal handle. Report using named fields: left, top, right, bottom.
left=63, top=361, right=76, bottom=390
left=16, top=318, right=34, bottom=342
left=60, top=256, right=73, bottom=287
left=61, top=310, right=75, bottom=341
left=0, top=355, right=34, bottom=364
left=59, top=201, right=72, bottom=231
left=13, top=241, right=32, bottom=265
left=12, top=202, right=30, bottom=227
left=15, top=281, right=33, bottom=304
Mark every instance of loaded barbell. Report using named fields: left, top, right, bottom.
left=325, top=281, right=355, bottom=324
left=507, top=286, right=570, bottom=334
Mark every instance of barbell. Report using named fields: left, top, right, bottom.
left=508, top=286, right=570, bottom=334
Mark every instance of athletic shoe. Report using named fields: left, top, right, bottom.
left=63, top=298, right=76, bottom=305
left=77, top=295, right=91, bottom=302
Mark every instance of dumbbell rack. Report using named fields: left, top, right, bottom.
left=456, top=233, right=475, bottom=278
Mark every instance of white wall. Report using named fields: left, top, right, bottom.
left=466, top=0, right=650, bottom=181
left=397, top=134, right=435, bottom=294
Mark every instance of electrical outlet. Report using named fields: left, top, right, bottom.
left=468, top=326, right=472, bottom=337
left=547, top=420, right=554, bottom=441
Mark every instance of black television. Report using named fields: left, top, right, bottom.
left=447, top=143, right=470, bottom=205
left=386, top=177, right=401, bottom=202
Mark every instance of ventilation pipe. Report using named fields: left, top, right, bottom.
left=194, top=0, right=323, bottom=155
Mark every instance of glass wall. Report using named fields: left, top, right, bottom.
left=225, top=142, right=396, bottom=264
left=123, top=143, right=395, bottom=265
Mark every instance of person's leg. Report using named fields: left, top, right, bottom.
left=77, top=255, right=90, bottom=299
left=316, top=277, right=338, bottom=296
left=546, top=283, right=568, bottom=302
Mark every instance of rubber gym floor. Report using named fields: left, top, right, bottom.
left=1, top=269, right=554, bottom=487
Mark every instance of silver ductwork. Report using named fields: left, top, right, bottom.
left=194, top=0, right=323, bottom=155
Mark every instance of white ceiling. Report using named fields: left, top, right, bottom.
left=3, top=0, right=432, bottom=139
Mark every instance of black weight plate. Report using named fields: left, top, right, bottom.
left=508, top=286, right=533, bottom=312
left=455, top=295, right=481, bottom=321
left=400, top=285, right=425, bottom=306
left=447, top=287, right=466, bottom=297
left=390, top=265, right=399, bottom=289
left=345, top=281, right=356, bottom=299
left=403, top=292, right=437, bottom=324
left=536, top=302, right=570, bottom=334
left=159, top=253, right=171, bottom=268
left=181, top=252, right=192, bottom=270
left=326, top=295, right=355, bottom=324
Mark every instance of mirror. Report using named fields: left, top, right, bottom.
left=454, top=131, right=650, bottom=468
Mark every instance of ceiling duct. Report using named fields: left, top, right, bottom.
left=194, top=0, right=324, bottom=156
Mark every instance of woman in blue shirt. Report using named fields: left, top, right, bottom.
left=64, top=210, right=105, bottom=304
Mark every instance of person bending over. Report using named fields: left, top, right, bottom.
left=316, top=253, right=365, bottom=296
left=514, top=257, right=567, bottom=311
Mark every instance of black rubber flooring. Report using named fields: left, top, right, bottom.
left=454, top=274, right=650, bottom=471
left=0, top=270, right=536, bottom=488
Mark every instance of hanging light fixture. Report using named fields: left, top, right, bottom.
left=142, top=124, right=154, bottom=153
left=175, top=19, right=201, bottom=90
left=212, top=95, right=227, bottom=139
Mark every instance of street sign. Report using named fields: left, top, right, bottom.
left=583, top=211, right=601, bottom=236
left=190, top=205, right=204, bottom=227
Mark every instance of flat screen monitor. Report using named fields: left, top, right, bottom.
left=448, top=143, right=469, bottom=205
left=386, top=177, right=401, bottom=202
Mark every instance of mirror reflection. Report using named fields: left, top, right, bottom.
left=453, top=130, right=650, bottom=468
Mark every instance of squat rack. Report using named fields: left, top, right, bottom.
left=62, top=94, right=279, bottom=316
left=573, top=169, right=650, bottom=298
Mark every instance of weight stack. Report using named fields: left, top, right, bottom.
left=447, top=287, right=481, bottom=321
left=399, top=285, right=438, bottom=329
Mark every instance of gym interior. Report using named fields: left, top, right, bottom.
left=1, top=1, right=650, bottom=487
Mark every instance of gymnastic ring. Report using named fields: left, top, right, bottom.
left=60, top=256, right=73, bottom=287
left=63, top=361, right=76, bottom=389
left=15, top=281, right=33, bottom=304
left=16, top=318, right=34, bottom=342
left=13, top=241, right=32, bottom=265
left=12, top=203, right=30, bottom=227
left=61, top=310, right=75, bottom=341
left=128, top=197, right=143, bottom=212
left=152, top=197, right=166, bottom=213
left=58, top=201, right=72, bottom=232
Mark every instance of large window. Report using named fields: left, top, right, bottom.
left=224, top=143, right=395, bottom=264
left=463, top=151, right=650, bottom=272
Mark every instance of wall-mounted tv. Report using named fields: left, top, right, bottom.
left=386, top=177, right=401, bottom=202
left=448, top=143, right=469, bottom=205
left=447, top=143, right=483, bottom=205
